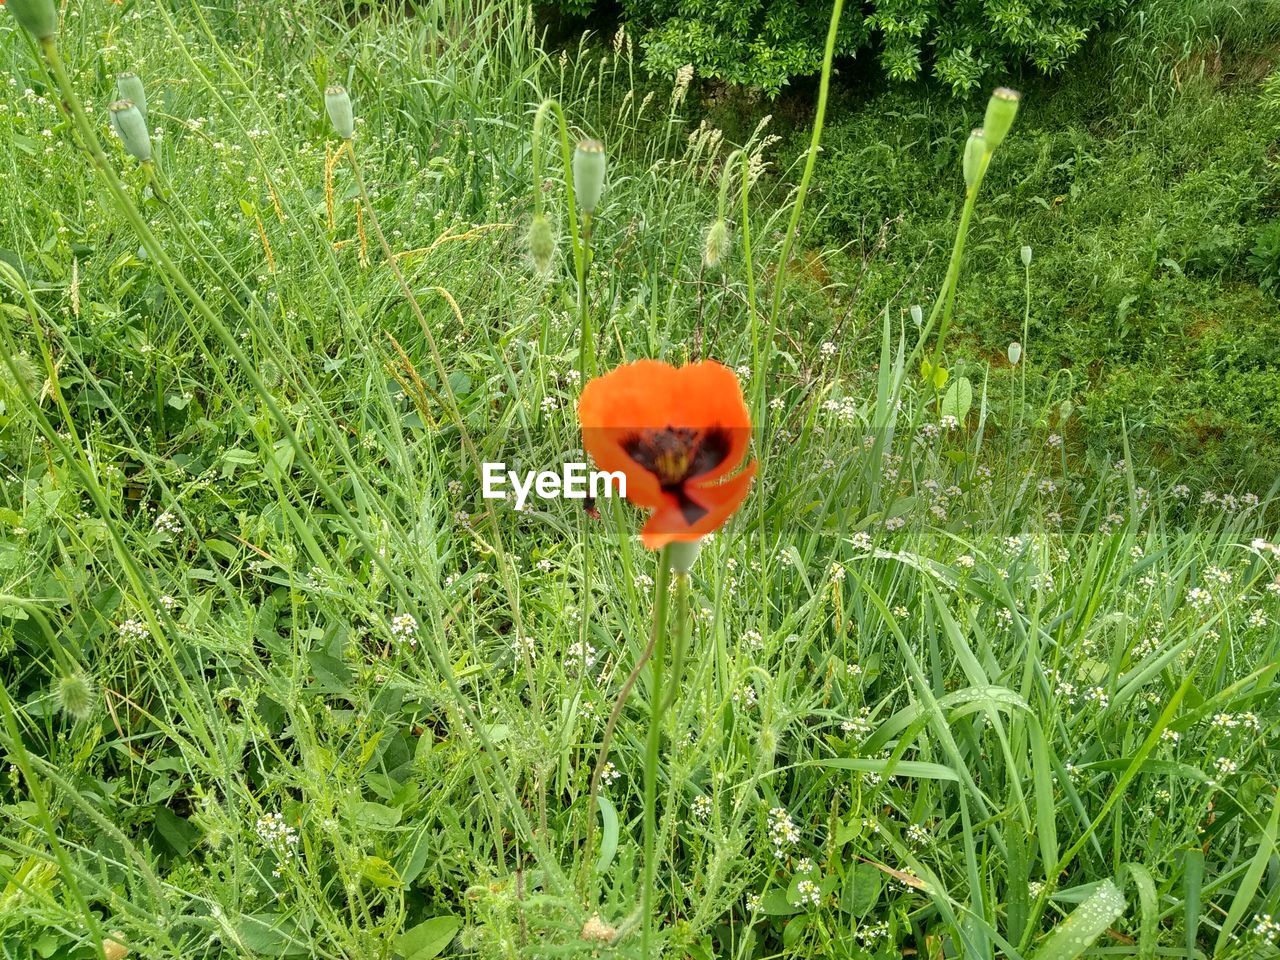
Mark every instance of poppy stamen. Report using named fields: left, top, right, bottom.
left=623, top=426, right=731, bottom=488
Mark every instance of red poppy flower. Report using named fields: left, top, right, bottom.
left=578, top=359, right=755, bottom=549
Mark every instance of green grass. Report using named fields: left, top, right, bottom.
left=1, top=2, right=1279, bottom=960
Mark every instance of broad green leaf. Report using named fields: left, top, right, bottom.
left=941, top=376, right=972, bottom=421
left=396, top=916, right=461, bottom=960
left=594, top=794, right=619, bottom=874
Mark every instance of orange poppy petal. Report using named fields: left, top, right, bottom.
left=639, top=461, right=756, bottom=549
left=579, top=359, right=751, bottom=488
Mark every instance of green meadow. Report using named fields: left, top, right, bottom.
left=1, top=1, right=1277, bottom=959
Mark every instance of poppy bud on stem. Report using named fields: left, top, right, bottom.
left=109, top=100, right=151, bottom=162
left=6, top=0, right=59, bottom=39
left=527, top=213, right=555, bottom=274
left=572, top=139, right=606, bottom=220
left=116, top=73, right=147, bottom=120
left=982, top=87, right=1020, bottom=152
left=963, top=128, right=987, bottom=190
left=667, top=539, right=702, bottom=573
left=324, top=85, right=354, bottom=140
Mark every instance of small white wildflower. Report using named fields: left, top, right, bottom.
left=390, top=613, right=418, bottom=646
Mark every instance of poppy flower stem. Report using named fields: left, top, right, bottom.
left=661, top=571, right=691, bottom=715
left=641, top=544, right=673, bottom=958
left=578, top=212, right=595, bottom=381
left=530, top=99, right=592, bottom=378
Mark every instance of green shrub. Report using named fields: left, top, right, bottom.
left=1248, top=220, right=1280, bottom=297
left=551, top=0, right=1115, bottom=95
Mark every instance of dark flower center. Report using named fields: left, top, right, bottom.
left=623, top=426, right=732, bottom=524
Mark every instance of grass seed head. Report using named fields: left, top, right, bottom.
left=6, top=0, right=59, bottom=40
left=116, top=73, right=148, bottom=119
left=982, top=87, right=1020, bottom=151
left=703, top=218, right=731, bottom=269
left=109, top=100, right=152, bottom=162
left=324, top=85, right=355, bottom=140
left=572, top=139, right=606, bottom=215
left=580, top=914, right=617, bottom=944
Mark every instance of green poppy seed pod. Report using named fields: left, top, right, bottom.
left=572, top=139, right=606, bottom=215
left=116, top=73, right=147, bottom=120
left=962, top=128, right=987, bottom=188
left=109, top=100, right=151, bottom=162
left=667, top=539, right=702, bottom=573
left=1008, top=341, right=1023, bottom=365
left=1021, top=245, right=1033, bottom=267
left=982, top=87, right=1020, bottom=151
left=325, top=85, right=354, bottom=140
left=909, top=304, right=923, bottom=326
left=6, top=0, right=59, bottom=39
left=703, top=219, right=731, bottom=269
left=528, top=213, right=555, bottom=274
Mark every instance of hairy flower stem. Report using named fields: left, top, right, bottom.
left=641, top=548, right=673, bottom=958
left=756, top=0, right=843, bottom=419
left=578, top=211, right=594, bottom=379
left=531, top=99, right=589, bottom=373
left=912, top=149, right=992, bottom=374
left=580, top=545, right=673, bottom=899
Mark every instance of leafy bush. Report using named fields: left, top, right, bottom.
left=1249, top=220, right=1280, bottom=297
left=552, top=0, right=1114, bottom=95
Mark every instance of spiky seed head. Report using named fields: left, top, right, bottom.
left=54, top=671, right=95, bottom=721
left=109, top=100, right=152, bottom=162
left=0, top=352, right=41, bottom=399
left=102, top=933, right=129, bottom=960
left=572, top=139, right=606, bottom=215
left=527, top=213, right=555, bottom=274
left=324, top=85, right=354, bottom=140
left=7, top=0, right=59, bottom=40
left=703, top=219, right=731, bottom=270
left=116, top=73, right=147, bottom=120
left=962, top=128, right=986, bottom=188
left=982, top=87, right=1020, bottom=151
left=580, top=914, right=617, bottom=944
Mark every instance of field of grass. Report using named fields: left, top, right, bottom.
left=767, top=0, right=1280, bottom=482
left=1, top=2, right=1278, bottom=959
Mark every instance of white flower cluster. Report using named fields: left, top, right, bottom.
left=841, top=707, right=872, bottom=737
left=793, top=878, right=821, bottom=907
left=390, top=613, right=418, bottom=646
left=255, top=811, right=299, bottom=859
left=117, top=619, right=149, bottom=643
left=767, top=806, right=800, bottom=860
left=1209, top=712, right=1261, bottom=733
left=565, top=639, right=597, bottom=671
left=690, top=795, right=712, bottom=821
left=153, top=510, right=182, bottom=536
left=1253, top=914, right=1280, bottom=945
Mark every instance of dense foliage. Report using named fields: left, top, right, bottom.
left=552, top=0, right=1115, bottom=94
